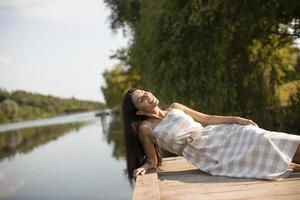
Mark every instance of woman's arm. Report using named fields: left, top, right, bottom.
left=170, top=102, right=258, bottom=126
left=133, top=123, right=158, bottom=177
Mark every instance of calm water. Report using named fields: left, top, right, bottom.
left=0, top=111, right=131, bottom=200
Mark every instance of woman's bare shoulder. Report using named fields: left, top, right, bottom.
left=137, top=121, right=153, bottom=141
left=168, top=102, right=186, bottom=110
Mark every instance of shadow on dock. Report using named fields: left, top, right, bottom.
left=133, top=156, right=300, bottom=200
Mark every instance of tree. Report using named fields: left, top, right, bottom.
left=104, top=0, right=300, bottom=130
left=0, top=99, right=19, bottom=122
left=102, top=64, right=141, bottom=108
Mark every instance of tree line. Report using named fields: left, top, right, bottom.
left=0, top=88, right=105, bottom=123
left=101, top=0, right=300, bottom=134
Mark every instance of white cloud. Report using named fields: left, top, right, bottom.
left=0, top=55, right=12, bottom=65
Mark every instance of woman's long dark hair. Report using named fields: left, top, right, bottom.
left=121, top=88, right=162, bottom=184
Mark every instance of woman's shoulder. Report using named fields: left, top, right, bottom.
left=137, top=121, right=156, bottom=143
left=168, top=102, right=185, bottom=111
left=137, top=121, right=153, bottom=136
left=138, top=120, right=150, bottom=128
left=138, top=120, right=151, bottom=131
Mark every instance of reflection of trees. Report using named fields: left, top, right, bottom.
left=0, top=122, right=88, bottom=160
left=101, top=113, right=126, bottom=160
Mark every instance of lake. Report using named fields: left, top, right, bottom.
left=0, top=111, right=131, bottom=200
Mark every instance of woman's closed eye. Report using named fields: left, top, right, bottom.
left=138, top=91, right=146, bottom=103
left=137, top=95, right=144, bottom=104
left=139, top=96, right=144, bottom=103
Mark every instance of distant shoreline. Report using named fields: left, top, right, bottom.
left=0, top=88, right=106, bottom=124
left=0, top=110, right=102, bottom=132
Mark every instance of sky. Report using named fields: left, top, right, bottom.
left=0, top=0, right=129, bottom=103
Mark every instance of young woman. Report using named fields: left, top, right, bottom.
left=121, top=88, right=300, bottom=182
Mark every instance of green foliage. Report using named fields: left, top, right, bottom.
left=0, top=99, right=19, bottom=122
left=103, top=113, right=125, bottom=159
left=249, top=36, right=297, bottom=95
left=104, top=0, right=300, bottom=132
left=0, top=89, right=105, bottom=123
left=102, top=64, right=141, bottom=108
left=280, top=85, right=300, bottom=134
left=0, top=109, right=9, bottom=123
left=278, top=80, right=300, bottom=106
left=104, top=0, right=141, bottom=31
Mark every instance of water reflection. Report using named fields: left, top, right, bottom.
left=101, top=113, right=126, bottom=160
left=0, top=122, right=88, bottom=161
left=0, top=111, right=131, bottom=200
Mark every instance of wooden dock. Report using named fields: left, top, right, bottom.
left=132, top=156, right=300, bottom=200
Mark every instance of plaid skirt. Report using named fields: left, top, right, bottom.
left=153, top=108, right=300, bottom=180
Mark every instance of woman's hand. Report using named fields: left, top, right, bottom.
left=233, top=116, right=258, bottom=127
left=133, top=166, right=148, bottom=178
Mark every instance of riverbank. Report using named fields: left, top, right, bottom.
left=0, top=88, right=105, bottom=123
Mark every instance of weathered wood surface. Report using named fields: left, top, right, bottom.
left=132, top=156, right=300, bottom=200
left=132, top=168, right=160, bottom=200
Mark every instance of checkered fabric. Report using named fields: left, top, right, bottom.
left=150, top=108, right=300, bottom=180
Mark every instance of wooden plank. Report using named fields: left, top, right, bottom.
left=159, top=179, right=300, bottom=200
left=133, top=156, right=300, bottom=200
left=158, top=156, right=300, bottom=200
left=158, top=156, right=198, bottom=172
left=132, top=168, right=160, bottom=200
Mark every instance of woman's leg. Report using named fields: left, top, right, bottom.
left=292, top=144, right=300, bottom=164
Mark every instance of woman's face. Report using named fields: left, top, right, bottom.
left=131, top=89, right=159, bottom=114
